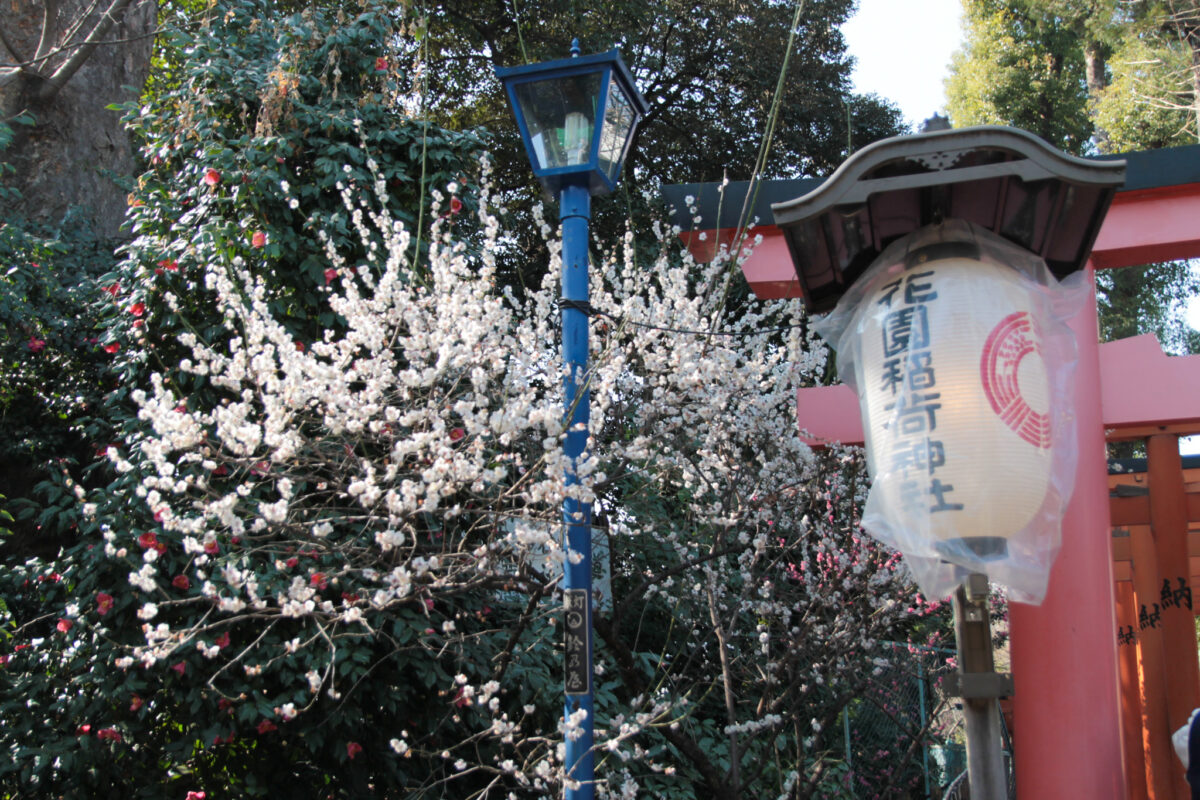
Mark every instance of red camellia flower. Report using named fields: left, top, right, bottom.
left=138, top=532, right=159, bottom=550
left=215, top=631, right=230, bottom=649
left=27, top=337, right=45, bottom=353
left=203, top=540, right=220, bottom=555
left=172, top=575, right=190, bottom=591
left=450, top=196, right=463, bottom=215
left=251, top=231, right=267, bottom=248
left=103, top=342, right=120, bottom=354
left=56, top=618, right=72, bottom=633
left=449, top=427, right=466, bottom=442
left=96, top=592, right=114, bottom=615
left=186, top=792, right=207, bottom=800
left=310, top=572, right=328, bottom=590
left=257, top=719, right=278, bottom=734
left=171, top=661, right=186, bottom=676
left=203, top=168, right=221, bottom=186
left=103, top=282, right=120, bottom=297
left=130, top=695, right=143, bottom=712
left=324, top=267, right=338, bottom=284
left=129, top=302, right=145, bottom=317
left=374, top=56, right=388, bottom=72
left=294, top=340, right=305, bottom=352
left=156, top=258, right=179, bottom=273
left=96, top=727, right=122, bottom=742
left=346, top=741, right=363, bottom=760
left=77, top=724, right=92, bottom=736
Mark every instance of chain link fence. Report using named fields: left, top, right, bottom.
left=838, top=641, right=1014, bottom=799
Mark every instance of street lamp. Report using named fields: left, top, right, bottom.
left=496, top=41, right=648, bottom=800
left=771, top=124, right=1124, bottom=798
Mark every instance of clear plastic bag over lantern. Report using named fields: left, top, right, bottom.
left=812, top=221, right=1089, bottom=604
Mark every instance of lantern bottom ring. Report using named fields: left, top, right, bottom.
left=936, top=536, right=1010, bottom=561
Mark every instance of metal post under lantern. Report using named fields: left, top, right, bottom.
left=496, top=40, right=648, bottom=800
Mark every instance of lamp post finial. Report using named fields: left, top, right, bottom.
left=571, top=38, right=581, bottom=57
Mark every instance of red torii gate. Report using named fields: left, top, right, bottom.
left=666, top=143, right=1200, bottom=799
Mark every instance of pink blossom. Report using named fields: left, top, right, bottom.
left=96, top=727, right=122, bottom=742
left=171, top=661, right=186, bottom=676
left=203, top=168, right=221, bottom=186
left=56, top=618, right=72, bottom=633
left=251, top=231, right=267, bottom=248
left=96, top=593, right=114, bottom=615
left=374, top=57, right=388, bottom=72
left=215, top=632, right=230, bottom=649
left=257, top=719, right=277, bottom=734
left=172, top=575, right=190, bottom=591
left=129, top=302, right=146, bottom=317
left=137, top=532, right=159, bottom=550
left=27, top=338, right=45, bottom=353
left=324, top=267, right=338, bottom=284
left=346, top=741, right=363, bottom=759
left=130, top=695, right=143, bottom=712
left=186, top=791, right=207, bottom=800
left=103, top=342, right=120, bottom=354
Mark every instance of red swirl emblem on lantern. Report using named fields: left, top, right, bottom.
left=980, top=312, right=1051, bottom=449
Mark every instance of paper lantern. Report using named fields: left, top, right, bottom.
left=812, top=221, right=1085, bottom=603
left=857, top=245, right=1053, bottom=561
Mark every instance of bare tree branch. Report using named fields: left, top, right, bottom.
left=34, top=0, right=61, bottom=68
left=0, top=24, right=31, bottom=66
left=37, top=0, right=141, bottom=101
left=0, top=25, right=163, bottom=71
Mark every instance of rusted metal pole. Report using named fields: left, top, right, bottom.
left=952, top=574, right=1008, bottom=800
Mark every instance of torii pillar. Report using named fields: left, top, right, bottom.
left=665, top=142, right=1200, bottom=799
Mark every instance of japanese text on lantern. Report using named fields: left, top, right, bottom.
left=564, top=589, right=590, bottom=695
left=877, top=269, right=963, bottom=515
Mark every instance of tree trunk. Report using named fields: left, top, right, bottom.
left=1084, top=41, right=1111, bottom=153
left=0, top=0, right=156, bottom=241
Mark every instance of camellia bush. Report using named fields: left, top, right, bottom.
left=0, top=3, right=943, bottom=798
left=1, top=172, right=939, bottom=798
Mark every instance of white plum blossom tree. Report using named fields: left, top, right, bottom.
left=9, top=154, right=938, bottom=797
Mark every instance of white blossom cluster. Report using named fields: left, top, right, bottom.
left=99, top=164, right=927, bottom=796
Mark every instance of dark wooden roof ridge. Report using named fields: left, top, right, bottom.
left=663, top=135, right=1200, bottom=232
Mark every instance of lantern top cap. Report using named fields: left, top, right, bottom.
left=770, top=124, right=1127, bottom=313
left=494, top=47, right=649, bottom=117
left=772, top=125, right=1125, bottom=227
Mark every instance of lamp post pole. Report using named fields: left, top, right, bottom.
left=559, top=178, right=595, bottom=799
left=494, top=44, right=647, bottom=799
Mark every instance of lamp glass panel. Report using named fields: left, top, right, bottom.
left=598, top=79, right=636, bottom=180
left=513, top=74, right=602, bottom=171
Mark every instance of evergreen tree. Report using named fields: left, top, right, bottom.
left=946, top=0, right=1199, bottom=355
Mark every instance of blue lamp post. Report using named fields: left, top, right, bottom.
left=496, top=41, right=647, bottom=799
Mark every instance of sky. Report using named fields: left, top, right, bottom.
left=842, top=0, right=965, bottom=129
left=842, top=0, right=1200, bottom=456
